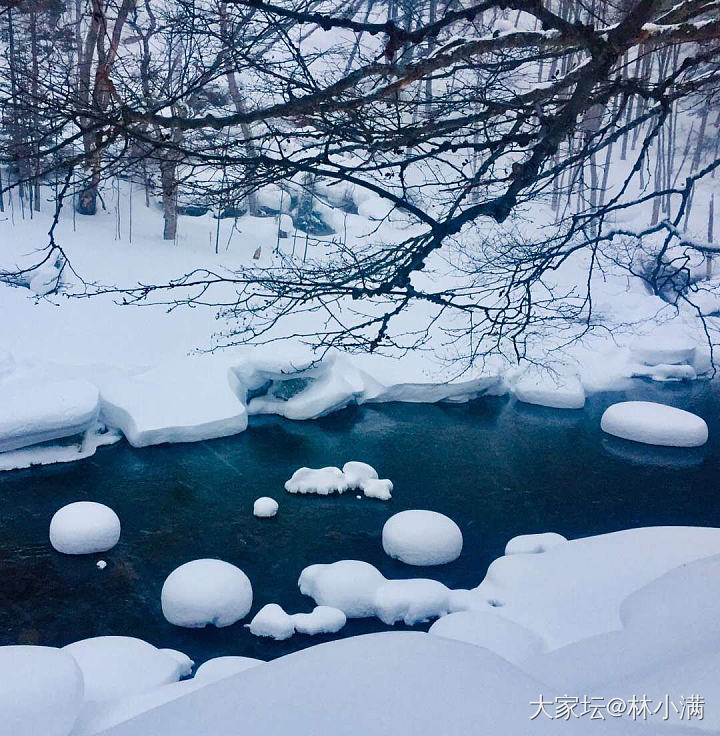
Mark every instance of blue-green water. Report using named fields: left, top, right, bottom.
left=1, top=381, right=719, bottom=663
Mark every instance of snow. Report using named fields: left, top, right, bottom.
left=600, top=401, right=708, bottom=447
left=292, top=606, right=347, bottom=635
left=429, top=611, right=546, bottom=665
left=161, top=559, right=253, bottom=628
left=284, top=462, right=392, bottom=499
left=298, top=560, right=386, bottom=618
left=284, top=466, right=349, bottom=495
left=374, top=578, right=452, bottom=625
left=99, top=358, right=247, bottom=448
left=247, top=603, right=295, bottom=640
left=193, top=657, right=264, bottom=683
left=630, top=333, right=697, bottom=366
left=513, top=369, right=585, bottom=409
left=62, top=637, right=189, bottom=702
left=382, top=510, right=463, bottom=566
left=504, top=532, right=567, bottom=555
left=49, top=502, right=121, bottom=555
left=96, top=560, right=107, bottom=570
left=253, top=497, right=278, bottom=518
left=0, top=645, right=84, bottom=736
left=0, top=378, right=99, bottom=452
left=159, top=650, right=194, bottom=678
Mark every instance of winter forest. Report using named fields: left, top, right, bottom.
left=1, top=2, right=720, bottom=736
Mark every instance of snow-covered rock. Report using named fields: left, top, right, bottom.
left=247, top=604, right=295, bottom=640
left=62, top=637, right=188, bottom=703
left=194, top=657, right=264, bottom=683
left=601, top=401, right=708, bottom=447
left=284, top=466, right=349, bottom=495
left=99, top=358, right=247, bottom=448
left=429, top=611, right=545, bottom=665
left=513, top=370, right=585, bottom=409
left=253, top=497, right=278, bottom=518
left=49, top=501, right=120, bottom=555
left=0, top=645, right=84, bottom=736
left=504, top=532, right=567, bottom=556
left=299, top=560, right=386, bottom=618
left=382, top=510, right=463, bottom=566
left=341, top=460, right=378, bottom=487
left=161, top=559, right=253, bottom=628
left=360, top=477, right=393, bottom=500
left=629, top=362, right=696, bottom=382
left=374, top=578, right=451, bottom=625
left=292, top=606, right=347, bottom=635
left=0, top=378, right=99, bottom=453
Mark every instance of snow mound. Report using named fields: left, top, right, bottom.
left=374, top=578, right=451, bottom=625
left=253, top=497, right=278, bottom=518
left=0, top=378, right=99, bottom=452
left=360, top=477, right=393, bottom=500
left=0, top=645, right=84, bottom=736
left=341, top=460, right=378, bottom=487
left=513, top=371, right=585, bottom=409
left=159, top=649, right=194, bottom=677
left=299, top=560, right=386, bottom=618
left=292, top=606, right=347, bottom=635
left=382, top=510, right=463, bottom=565
left=630, top=332, right=697, bottom=366
left=99, top=358, right=247, bottom=448
left=194, top=657, right=264, bottom=683
left=629, top=362, right=696, bottom=382
left=49, top=501, right=121, bottom=555
left=62, top=637, right=188, bottom=703
left=601, top=401, right=708, bottom=447
left=429, top=611, right=545, bottom=665
left=285, top=466, right=349, bottom=495
left=161, top=559, right=253, bottom=628
left=504, top=532, right=567, bottom=555
left=247, top=604, right=295, bottom=640
left=98, top=632, right=582, bottom=736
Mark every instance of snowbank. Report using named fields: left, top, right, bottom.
left=292, top=606, right=347, bottom=635
left=62, top=637, right=188, bottom=702
left=600, top=401, right=708, bottom=447
left=99, top=358, right=247, bottom=448
left=0, top=645, right=84, bottom=736
left=253, top=497, right=278, bottom=518
left=429, top=611, right=545, bottom=665
left=298, top=560, right=386, bottom=618
left=284, top=466, right=349, bottom=495
left=161, top=559, right=253, bottom=628
left=504, top=532, right=567, bottom=555
left=0, top=378, right=99, bottom=452
left=247, top=604, right=295, bottom=640
left=194, top=657, right=264, bottom=683
left=382, top=510, right=463, bottom=566
left=49, top=501, right=121, bottom=555
left=513, top=370, right=585, bottom=409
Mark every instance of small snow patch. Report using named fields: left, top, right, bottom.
left=253, top=497, right=278, bottom=518
left=382, top=510, right=463, bottom=566
left=292, top=606, right=347, bottom=635
left=601, top=401, right=708, bottom=447
left=49, top=502, right=120, bottom=555
left=247, top=604, right=295, bottom=640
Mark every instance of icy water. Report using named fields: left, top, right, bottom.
left=2, top=380, right=720, bottom=664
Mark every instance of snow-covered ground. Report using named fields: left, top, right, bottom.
left=4, top=525, right=720, bottom=736
left=0, top=179, right=715, bottom=468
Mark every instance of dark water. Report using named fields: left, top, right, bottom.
left=2, top=380, right=720, bottom=665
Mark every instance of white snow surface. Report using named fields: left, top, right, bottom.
left=0, top=378, right=99, bottom=452
left=601, top=401, right=708, bottom=447
left=298, top=560, right=386, bottom=618
left=284, top=466, right=349, bottom=495
left=49, top=502, right=121, bottom=555
left=429, top=611, right=546, bottom=665
left=382, top=510, right=463, bottom=565
left=292, top=606, right=347, bottom=635
left=504, top=532, right=567, bottom=555
left=62, top=637, right=189, bottom=703
left=513, top=369, right=585, bottom=409
left=0, top=645, right=84, bottom=736
left=193, top=657, right=264, bottom=683
left=247, top=604, right=296, bottom=640
left=99, top=358, right=247, bottom=448
left=374, top=578, right=452, bottom=625
left=252, top=497, right=278, bottom=518
left=161, top=559, right=253, bottom=628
